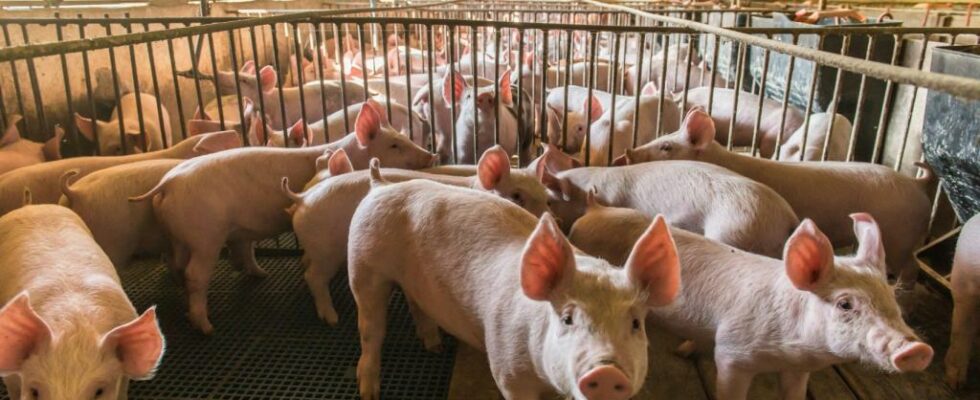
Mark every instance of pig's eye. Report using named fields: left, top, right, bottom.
left=836, top=298, right=854, bottom=311
left=30, top=388, right=39, bottom=399
left=94, top=388, right=104, bottom=398
left=390, top=143, right=399, bottom=149
left=632, top=318, right=641, bottom=332
left=561, top=314, right=574, bottom=326
left=660, top=143, right=672, bottom=152
left=510, top=192, right=524, bottom=206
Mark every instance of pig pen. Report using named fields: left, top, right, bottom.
left=0, top=0, right=979, bottom=398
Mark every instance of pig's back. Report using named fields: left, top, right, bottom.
left=0, top=156, right=141, bottom=216
left=0, top=206, right=128, bottom=308
left=350, top=180, right=536, bottom=347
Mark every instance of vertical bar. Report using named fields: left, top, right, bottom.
left=79, top=15, right=101, bottom=154
left=892, top=33, right=924, bottom=168
left=55, top=14, right=76, bottom=150
left=249, top=26, right=270, bottom=145
left=820, top=33, right=851, bottom=161
left=631, top=32, right=645, bottom=148
left=750, top=45, right=771, bottom=156
left=449, top=25, right=459, bottom=164
left=105, top=18, right=128, bottom=155
left=143, top=23, right=168, bottom=148
left=470, top=26, right=479, bottom=159
left=337, top=23, right=351, bottom=136
left=381, top=23, right=393, bottom=123
left=270, top=24, right=289, bottom=141
left=166, top=23, right=188, bottom=140
left=314, top=21, right=330, bottom=142
left=655, top=34, right=670, bottom=137
left=292, top=22, right=310, bottom=141
left=124, top=17, right=149, bottom=150
left=493, top=25, right=501, bottom=146
left=538, top=28, right=550, bottom=145
left=404, top=22, right=415, bottom=143
left=206, top=29, right=226, bottom=130
left=516, top=27, right=526, bottom=164
left=426, top=23, right=437, bottom=153
left=561, top=29, right=573, bottom=148
left=847, top=34, right=877, bottom=162
left=773, top=34, right=800, bottom=158
left=225, top=28, right=246, bottom=144
left=584, top=31, right=598, bottom=166
left=789, top=34, right=825, bottom=162
left=3, top=23, right=28, bottom=135
left=359, top=23, right=370, bottom=102
left=707, top=34, right=720, bottom=114
left=186, top=34, right=206, bottom=127
left=20, top=24, right=46, bottom=136
left=728, top=41, right=748, bottom=150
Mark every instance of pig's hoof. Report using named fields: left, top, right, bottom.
left=424, top=341, right=445, bottom=354
left=246, top=268, right=270, bottom=279
left=674, top=340, right=696, bottom=358
left=318, top=308, right=339, bottom=326
left=187, top=313, right=215, bottom=335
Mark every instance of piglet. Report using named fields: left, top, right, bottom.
left=286, top=146, right=550, bottom=325
left=539, top=145, right=798, bottom=258
left=445, top=70, right=522, bottom=164
left=946, top=213, right=980, bottom=389
left=0, top=130, right=242, bottom=216
left=624, top=108, right=933, bottom=283
left=412, top=72, right=493, bottom=163
left=59, top=159, right=183, bottom=270
left=75, top=92, right=173, bottom=156
left=130, top=100, right=436, bottom=334
left=777, top=112, right=852, bottom=162
left=585, top=83, right=682, bottom=166
left=569, top=202, right=934, bottom=400
left=545, top=89, right=605, bottom=155
left=683, top=87, right=804, bottom=158
left=0, top=115, right=63, bottom=176
left=0, top=205, right=165, bottom=399
left=348, top=172, right=680, bottom=399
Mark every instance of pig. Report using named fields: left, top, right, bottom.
left=624, top=42, right=726, bottom=95
left=537, top=144, right=799, bottom=258
left=777, top=112, right=852, bottom=162
left=946, top=213, right=980, bottom=389
left=623, top=108, right=933, bottom=283
left=366, top=74, right=431, bottom=106
left=74, top=92, right=173, bottom=156
left=347, top=172, right=680, bottom=399
left=449, top=70, right=523, bottom=164
left=188, top=97, right=255, bottom=138
left=683, top=87, right=805, bottom=158
left=185, top=62, right=369, bottom=129
left=0, top=130, right=242, bottom=216
left=545, top=91, right=605, bottom=155
left=412, top=72, right=493, bottom=163
left=0, top=115, right=63, bottom=176
left=58, top=159, right=183, bottom=269
left=250, top=99, right=430, bottom=150
left=569, top=201, right=934, bottom=400
left=546, top=60, right=618, bottom=92
left=585, top=83, right=682, bottom=166
left=386, top=46, right=428, bottom=75
left=0, top=205, right=165, bottom=400
left=129, top=101, right=436, bottom=334
left=285, top=146, right=550, bottom=324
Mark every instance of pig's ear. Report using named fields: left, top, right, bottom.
left=193, top=106, right=212, bottom=121
left=442, top=72, right=465, bottom=106
left=641, top=81, right=658, bottom=97
left=240, top=60, right=256, bottom=75
left=539, top=168, right=572, bottom=202
left=193, top=130, right=243, bottom=154
left=477, top=145, right=511, bottom=190
left=784, top=219, right=835, bottom=292
left=498, top=70, right=513, bottom=105
left=75, top=113, right=97, bottom=142
left=100, top=307, right=164, bottom=380
left=850, top=213, right=886, bottom=273
left=682, top=108, right=714, bottom=150
left=612, top=150, right=631, bottom=166
left=546, top=105, right=562, bottom=134
left=583, top=96, right=604, bottom=123
left=44, top=125, right=64, bottom=161
left=247, top=114, right=266, bottom=146
left=188, top=119, right=223, bottom=137
left=625, top=215, right=681, bottom=307
left=521, top=213, right=575, bottom=301
left=585, top=188, right=603, bottom=209
left=355, top=100, right=384, bottom=146
left=327, top=148, right=354, bottom=176
left=288, top=120, right=311, bottom=148
left=0, top=293, right=52, bottom=374
left=1, top=114, right=22, bottom=147
left=127, top=131, right=150, bottom=153
left=258, top=66, right=278, bottom=94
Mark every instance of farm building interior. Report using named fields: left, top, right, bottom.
left=0, top=0, right=978, bottom=398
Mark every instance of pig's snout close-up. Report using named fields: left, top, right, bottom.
left=577, top=363, right=633, bottom=400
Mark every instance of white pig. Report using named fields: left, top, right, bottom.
left=0, top=205, right=165, bottom=400
left=624, top=108, right=933, bottom=283
left=129, top=101, right=437, bottom=334
left=0, top=115, right=63, bottom=176
left=285, top=146, right=550, bottom=324
left=683, top=87, right=805, bottom=158
left=411, top=72, right=493, bottom=163
left=538, top=130, right=799, bottom=258
left=58, top=159, right=183, bottom=269
left=777, top=112, right=852, bottom=162
left=449, top=69, right=521, bottom=164
left=586, top=83, right=682, bottom=166
left=545, top=90, right=605, bottom=155
left=569, top=202, right=935, bottom=400
left=74, top=92, right=173, bottom=156
left=348, top=174, right=680, bottom=399
left=0, top=130, right=242, bottom=216
left=945, top=213, right=980, bottom=389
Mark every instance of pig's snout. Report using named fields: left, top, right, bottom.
left=891, top=342, right=934, bottom=372
left=578, top=365, right=632, bottom=400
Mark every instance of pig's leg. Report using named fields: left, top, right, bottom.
left=714, top=356, right=754, bottom=400
left=945, top=290, right=978, bottom=389
left=304, top=249, right=345, bottom=325
left=3, top=376, right=21, bottom=399
left=166, top=241, right=189, bottom=286
left=228, top=240, right=269, bottom=278
left=184, top=246, right=221, bottom=335
left=407, top=300, right=443, bottom=352
left=778, top=371, right=809, bottom=400
left=118, top=379, right=130, bottom=400
left=351, top=273, right=393, bottom=400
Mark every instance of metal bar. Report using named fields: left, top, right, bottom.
left=249, top=25, right=269, bottom=146
left=449, top=24, right=458, bottom=164
left=292, top=22, right=310, bottom=141
left=54, top=14, right=74, bottom=150
left=315, top=23, right=330, bottom=141
left=470, top=25, right=479, bottom=159
left=750, top=46, right=770, bottom=156
left=793, top=34, right=826, bottom=162
left=847, top=34, right=877, bottom=162
left=584, top=31, right=598, bottom=167
left=426, top=23, right=437, bottom=153
left=105, top=18, right=127, bottom=155
left=166, top=24, right=187, bottom=141
left=821, top=33, right=851, bottom=161
left=773, top=33, right=800, bottom=159
left=78, top=15, right=100, bottom=154
left=125, top=16, right=149, bottom=151
left=226, top=28, right=246, bottom=145
left=2, top=23, right=28, bottom=136
left=206, top=29, right=225, bottom=131
left=270, top=24, right=289, bottom=141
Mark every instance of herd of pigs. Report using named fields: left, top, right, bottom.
left=0, top=28, right=978, bottom=400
